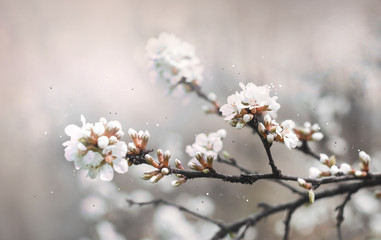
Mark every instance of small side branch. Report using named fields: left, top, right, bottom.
left=296, top=141, right=320, bottom=161
left=283, top=207, right=296, bottom=240
left=126, top=198, right=226, bottom=229
left=335, top=191, right=357, bottom=240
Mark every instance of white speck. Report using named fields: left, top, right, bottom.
left=44, top=131, right=47, bottom=135
left=118, top=188, right=121, bottom=191
left=206, top=193, right=209, bottom=196
left=296, top=114, right=300, bottom=117
left=279, top=84, right=282, bottom=87
left=59, top=135, right=62, bottom=138
left=326, top=122, right=329, bottom=125
left=246, top=199, right=249, bottom=202
left=156, top=123, right=159, bottom=127
left=232, top=64, right=235, bottom=68
left=146, top=122, right=149, bottom=125
left=50, top=191, right=54, bottom=194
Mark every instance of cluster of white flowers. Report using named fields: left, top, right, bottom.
left=186, top=129, right=226, bottom=160
left=293, top=122, right=324, bottom=142
left=258, top=114, right=299, bottom=149
left=146, top=32, right=203, bottom=92
left=220, top=82, right=280, bottom=128
left=63, top=115, right=128, bottom=181
left=308, top=151, right=371, bottom=179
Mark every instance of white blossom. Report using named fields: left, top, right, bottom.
left=146, top=32, right=203, bottom=92
left=220, top=82, right=280, bottom=126
left=339, top=163, right=352, bottom=174
left=309, top=167, right=321, bottom=179
left=280, top=120, right=298, bottom=149
left=330, top=165, right=340, bottom=175
left=359, top=151, right=371, bottom=164
left=186, top=129, right=226, bottom=167
left=63, top=115, right=128, bottom=181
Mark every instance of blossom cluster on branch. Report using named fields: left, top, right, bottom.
left=62, top=32, right=381, bottom=240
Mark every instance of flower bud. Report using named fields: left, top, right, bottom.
left=222, top=151, right=229, bottom=159
left=157, top=149, right=164, bottom=164
left=202, top=169, right=210, bottom=174
left=97, top=136, right=109, bottom=149
left=319, top=153, right=329, bottom=165
left=128, top=143, right=139, bottom=154
left=99, top=117, right=107, bottom=125
left=359, top=151, right=370, bottom=164
left=161, top=167, right=170, bottom=175
left=308, top=189, right=315, bottom=204
left=208, top=92, right=217, bottom=101
left=339, top=163, right=352, bottom=175
left=175, top=159, right=184, bottom=170
left=258, top=123, right=266, bottom=134
left=109, top=136, right=118, bottom=144
left=116, top=130, right=124, bottom=138
left=217, top=129, right=227, bottom=138
left=267, top=134, right=274, bottom=144
left=297, top=178, right=306, bottom=186
left=311, top=132, right=324, bottom=141
left=330, top=165, right=340, bottom=176
left=206, top=154, right=214, bottom=168
left=93, top=122, right=105, bottom=136
left=311, top=123, right=320, bottom=132
left=264, top=114, right=271, bottom=125
left=243, top=114, right=253, bottom=123
left=304, top=121, right=311, bottom=128
left=150, top=173, right=164, bottom=183
left=106, top=121, right=121, bottom=132
left=309, top=167, right=321, bottom=179
left=128, top=128, right=137, bottom=138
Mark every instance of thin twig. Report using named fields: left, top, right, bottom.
left=335, top=191, right=357, bottom=240
left=283, top=207, right=296, bottom=240
left=126, top=198, right=226, bottom=229
left=296, top=141, right=320, bottom=161
left=217, top=155, right=304, bottom=195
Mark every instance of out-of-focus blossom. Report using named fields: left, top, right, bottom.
left=63, top=115, right=128, bottom=181
left=146, top=32, right=203, bottom=95
left=220, top=82, right=280, bottom=128
left=96, top=221, right=126, bottom=240
left=309, top=167, right=322, bottom=179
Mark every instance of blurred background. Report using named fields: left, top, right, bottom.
left=1, top=0, right=381, bottom=239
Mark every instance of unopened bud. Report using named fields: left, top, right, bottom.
left=297, top=178, right=306, bottom=186
left=311, top=123, right=320, bottom=132
left=359, top=151, right=370, bottom=164
left=267, top=134, right=274, bottom=144
left=311, top=132, right=324, bottom=141
left=243, top=114, right=253, bottom=123
left=128, top=128, right=137, bottom=138
left=150, top=173, right=164, bottom=183
left=264, top=114, right=271, bottom=125
left=175, top=159, right=184, bottom=170
left=157, top=149, right=164, bottom=164
left=161, top=167, right=170, bottom=175
left=217, top=129, right=227, bottom=138
left=339, top=163, right=352, bottom=175
left=208, top=92, right=217, bottom=101
left=309, top=167, right=321, bottom=179
left=319, top=153, right=329, bottom=165
left=308, top=189, right=315, bottom=204
left=206, top=155, right=214, bottom=168
left=258, top=123, right=266, bottom=134
left=202, top=169, right=210, bottom=174
left=304, top=121, right=311, bottom=128
left=355, top=170, right=365, bottom=177
left=330, top=165, right=340, bottom=176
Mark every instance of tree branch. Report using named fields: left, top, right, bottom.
left=211, top=177, right=381, bottom=239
